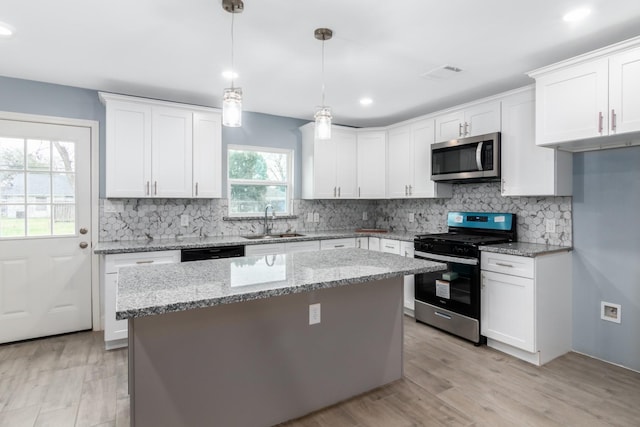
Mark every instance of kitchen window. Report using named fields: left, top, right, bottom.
left=227, top=145, right=292, bottom=216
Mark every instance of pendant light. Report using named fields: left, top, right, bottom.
left=222, top=0, right=243, bottom=127
left=314, top=28, right=333, bottom=140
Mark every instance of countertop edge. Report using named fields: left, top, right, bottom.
left=479, top=243, right=573, bottom=257
left=95, top=231, right=416, bottom=254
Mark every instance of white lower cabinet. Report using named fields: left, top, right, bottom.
left=356, top=237, right=369, bottom=249
left=368, top=237, right=380, bottom=252
left=320, top=238, right=357, bottom=250
left=245, top=240, right=321, bottom=256
left=379, top=239, right=415, bottom=315
left=102, top=250, right=180, bottom=349
left=481, top=250, right=571, bottom=365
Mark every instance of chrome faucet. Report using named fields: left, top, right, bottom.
left=264, top=204, right=274, bottom=235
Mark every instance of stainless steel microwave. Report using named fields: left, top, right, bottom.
left=431, top=132, right=500, bottom=183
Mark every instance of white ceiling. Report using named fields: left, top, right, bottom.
left=2, top=0, right=640, bottom=127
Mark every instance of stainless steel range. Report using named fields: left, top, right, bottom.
left=413, top=212, right=516, bottom=345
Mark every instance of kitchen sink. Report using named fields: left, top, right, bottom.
left=242, top=233, right=305, bottom=240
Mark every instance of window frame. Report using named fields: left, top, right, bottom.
left=226, top=144, right=294, bottom=217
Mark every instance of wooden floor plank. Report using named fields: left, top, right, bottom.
left=1, top=318, right=639, bottom=427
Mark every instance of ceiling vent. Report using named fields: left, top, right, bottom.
left=421, top=65, right=463, bottom=80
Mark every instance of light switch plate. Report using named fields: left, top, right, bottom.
left=362, top=212, right=368, bottom=221
left=306, top=212, right=314, bottom=222
left=409, top=212, right=415, bottom=223
left=313, top=212, right=320, bottom=223
left=180, top=214, right=189, bottom=227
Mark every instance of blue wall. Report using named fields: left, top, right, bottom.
left=572, top=146, right=640, bottom=372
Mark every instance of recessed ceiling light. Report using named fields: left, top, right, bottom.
left=563, top=7, right=591, bottom=22
left=0, top=22, right=14, bottom=37
left=360, top=98, right=373, bottom=106
left=222, top=70, right=238, bottom=79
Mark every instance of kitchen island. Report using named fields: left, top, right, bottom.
left=117, top=248, right=445, bottom=427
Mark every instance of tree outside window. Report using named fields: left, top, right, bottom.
left=228, top=146, right=292, bottom=216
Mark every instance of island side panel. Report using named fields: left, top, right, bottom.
left=129, top=277, right=404, bottom=427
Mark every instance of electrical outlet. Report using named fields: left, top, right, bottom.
left=601, top=301, right=621, bottom=323
left=309, top=303, right=321, bottom=325
left=180, top=214, right=189, bottom=227
left=545, top=219, right=555, bottom=233
left=362, top=212, right=368, bottom=221
left=313, top=212, right=320, bottom=223
left=409, top=212, right=415, bottom=223
left=104, top=200, right=123, bottom=213
left=306, top=212, right=314, bottom=222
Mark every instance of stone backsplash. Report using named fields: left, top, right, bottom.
left=99, top=182, right=571, bottom=246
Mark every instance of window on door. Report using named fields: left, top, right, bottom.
left=227, top=145, right=293, bottom=216
left=0, top=137, right=76, bottom=238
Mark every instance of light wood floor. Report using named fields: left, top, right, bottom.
left=1, top=318, right=639, bottom=427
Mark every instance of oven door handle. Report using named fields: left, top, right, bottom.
left=415, top=251, right=478, bottom=266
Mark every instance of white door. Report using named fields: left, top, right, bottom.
left=387, top=126, right=412, bottom=198
left=0, top=119, right=92, bottom=343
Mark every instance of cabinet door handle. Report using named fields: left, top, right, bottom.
left=409, top=185, right=412, bottom=195
left=458, top=123, right=463, bottom=137
left=334, top=187, right=337, bottom=198
left=598, top=112, right=604, bottom=134
left=611, top=109, right=617, bottom=132
left=495, top=262, right=513, bottom=268
left=136, top=260, right=154, bottom=264
left=405, top=185, right=408, bottom=196
left=464, top=122, right=469, bottom=136
left=338, top=187, right=341, bottom=197
left=195, top=182, right=199, bottom=196
left=358, top=187, right=361, bottom=198
left=146, top=181, right=150, bottom=196
left=154, top=181, right=158, bottom=195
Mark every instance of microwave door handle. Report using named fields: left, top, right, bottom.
left=475, top=141, right=484, bottom=171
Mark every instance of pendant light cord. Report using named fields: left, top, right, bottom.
left=230, top=11, right=235, bottom=89
left=321, top=38, right=326, bottom=107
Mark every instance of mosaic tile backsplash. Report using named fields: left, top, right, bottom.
left=99, top=182, right=571, bottom=246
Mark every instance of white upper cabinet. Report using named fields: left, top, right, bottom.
left=193, top=112, right=222, bottom=198
left=356, top=130, right=387, bottom=199
left=301, top=124, right=357, bottom=199
left=104, top=100, right=152, bottom=198
left=151, top=107, right=193, bottom=197
left=387, top=119, right=452, bottom=199
left=529, top=36, right=640, bottom=150
left=101, top=92, right=222, bottom=198
left=500, top=87, right=572, bottom=196
left=434, top=100, right=501, bottom=142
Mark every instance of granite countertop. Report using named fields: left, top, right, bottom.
left=479, top=242, right=572, bottom=257
left=116, top=248, right=445, bottom=320
left=94, top=230, right=417, bottom=254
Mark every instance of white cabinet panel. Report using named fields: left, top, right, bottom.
left=481, top=270, right=535, bottom=352
left=151, top=107, right=193, bottom=197
left=356, top=237, right=369, bottom=250
left=400, top=241, right=415, bottom=313
left=286, top=241, right=321, bottom=253
left=356, top=131, right=386, bottom=198
left=434, top=101, right=500, bottom=142
left=368, top=237, right=381, bottom=252
left=301, top=125, right=357, bottom=199
left=380, top=239, right=400, bottom=254
left=245, top=244, right=286, bottom=256
left=387, top=120, right=452, bottom=199
left=105, top=101, right=152, bottom=197
left=193, top=112, right=222, bottom=198
left=103, top=250, right=180, bottom=349
left=320, top=238, right=357, bottom=250
left=609, top=46, right=640, bottom=135
left=500, top=88, right=572, bottom=196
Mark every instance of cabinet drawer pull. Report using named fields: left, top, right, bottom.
left=385, top=245, right=395, bottom=249
left=598, top=112, right=604, bottom=134
left=611, top=109, right=617, bottom=132
left=495, top=262, right=513, bottom=268
left=136, top=260, right=154, bottom=264
left=334, top=244, right=345, bottom=248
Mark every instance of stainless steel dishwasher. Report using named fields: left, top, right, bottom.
left=181, top=245, right=245, bottom=262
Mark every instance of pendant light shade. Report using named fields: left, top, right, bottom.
left=223, top=87, right=242, bottom=127
left=314, top=28, right=333, bottom=140
left=222, top=0, right=243, bottom=128
left=314, top=107, right=332, bottom=140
